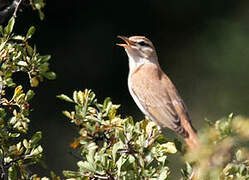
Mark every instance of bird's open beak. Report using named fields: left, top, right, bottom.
left=116, top=36, right=136, bottom=47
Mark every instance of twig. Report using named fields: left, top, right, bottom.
left=13, top=0, right=23, bottom=17
left=93, top=174, right=109, bottom=179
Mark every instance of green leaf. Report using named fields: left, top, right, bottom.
left=116, top=155, right=124, bottom=176
left=0, top=108, right=6, bottom=118
left=62, top=170, right=80, bottom=178
left=38, top=62, right=49, bottom=73
left=12, top=85, right=23, bottom=100
left=77, top=91, right=84, bottom=105
left=38, top=10, right=45, bottom=20
left=62, top=111, right=72, bottom=119
left=88, top=91, right=96, bottom=103
left=57, top=94, right=74, bottom=103
left=9, top=133, right=20, bottom=138
left=77, top=161, right=96, bottom=173
left=0, top=41, right=6, bottom=51
left=118, top=131, right=126, bottom=144
left=158, top=167, right=169, bottom=180
left=4, top=17, right=15, bottom=35
left=239, top=164, right=246, bottom=175
left=103, top=97, right=111, bottom=109
left=15, top=93, right=25, bottom=103
left=41, top=177, right=49, bottom=180
left=86, top=143, right=97, bottom=164
left=121, top=154, right=135, bottom=170
left=39, top=55, right=51, bottom=63
left=8, top=166, right=17, bottom=180
left=12, top=35, right=25, bottom=41
left=30, top=77, right=39, bottom=87
left=146, top=121, right=157, bottom=135
left=88, top=142, right=98, bottom=151
left=112, top=141, right=124, bottom=162
left=9, top=116, right=17, bottom=124
left=30, top=145, right=43, bottom=156
left=160, top=142, right=177, bottom=154
left=73, top=91, right=78, bottom=103
left=17, top=61, right=28, bottom=66
left=23, top=139, right=29, bottom=149
left=30, top=131, right=42, bottom=146
left=26, top=44, right=33, bottom=56
left=5, top=78, right=16, bottom=87
left=44, top=71, right=56, bottom=80
left=25, top=90, right=35, bottom=101
left=26, top=26, right=36, bottom=39
left=182, top=162, right=193, bottom=177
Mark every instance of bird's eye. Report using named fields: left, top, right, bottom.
left=137, top=41, right=149, bottom=47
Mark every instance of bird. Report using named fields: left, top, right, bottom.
left=117, top=35, right=199, bottom=149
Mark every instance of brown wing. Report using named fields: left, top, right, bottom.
left=129, top=63, right=182, bottom=131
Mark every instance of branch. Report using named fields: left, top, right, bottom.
left=13, top=0, right=23, bottom=17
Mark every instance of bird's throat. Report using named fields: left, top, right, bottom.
left=128, top=56, right=147, bottom=73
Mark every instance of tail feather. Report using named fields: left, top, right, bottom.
left=181, top=116, right=199, bottom=149
left=184, top=129, right=199, bottom=149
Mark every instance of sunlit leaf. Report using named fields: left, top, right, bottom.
left=23, top=139, right=29, bottom=149
left=73, top=91, right=78, bottom=103
left=30, top=145, right=43, bottom=156
left=30, top=77, right=39, bottom=87
left=26, top=26, right=36, bottom=39
left=44, top=71, right=56, bottom=80
left=39, top=55, right=51, bottom=63
left=25, top=90, right=35, bottom=101
left=158, top=167, right=169, bottom=180
left=4, top=17, right=15, bottom=35
left=160, top=142, right=177, bottom=154
left=12, top=35, right=25, bottom=41
left=38, top=10, right=45, bottom=20
left=57, top=94, right=74, bottom=103
left=112, top=141, right=124, bottom=162
left=30, top=131, right=42, bottom=146
left=0, top=41, right=6, bottom=51
left=13, top=85, right=23, bottom=99
left=8, top=166, right=17, bottom=180
left=62, top=170, right=81, bottom=178
left=0, top=108, right=6, bottom=118
left=77, top=161, right=96, bottom=173
left=26, top=44, right=33, bottom=56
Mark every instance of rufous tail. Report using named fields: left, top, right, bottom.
left=184, top=128, right=199, bottom=150
left=181, top=116, right=199, bottom=149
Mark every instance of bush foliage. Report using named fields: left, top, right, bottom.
left=0, top=2, right=55, bottom=179
left=58, top=90, right=177, bottom=180
left=1, top=2, right=249, bottom=180
left=182, top=114, right=249, bottom=180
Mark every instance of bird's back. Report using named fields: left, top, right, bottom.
left=129, top=62, right=198, bottom=148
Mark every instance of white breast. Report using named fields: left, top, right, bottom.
left=128, top=68, right=151, bottom=118
left=127, top=55, right=154, bottom=119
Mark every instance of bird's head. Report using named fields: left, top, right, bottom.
left=117, top=36, right=158, bottom=65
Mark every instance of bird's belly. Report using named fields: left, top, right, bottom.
left=128, top=76, right=151, bottom=118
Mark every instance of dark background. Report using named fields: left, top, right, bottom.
left=11, top=0, right=249, bottom=179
